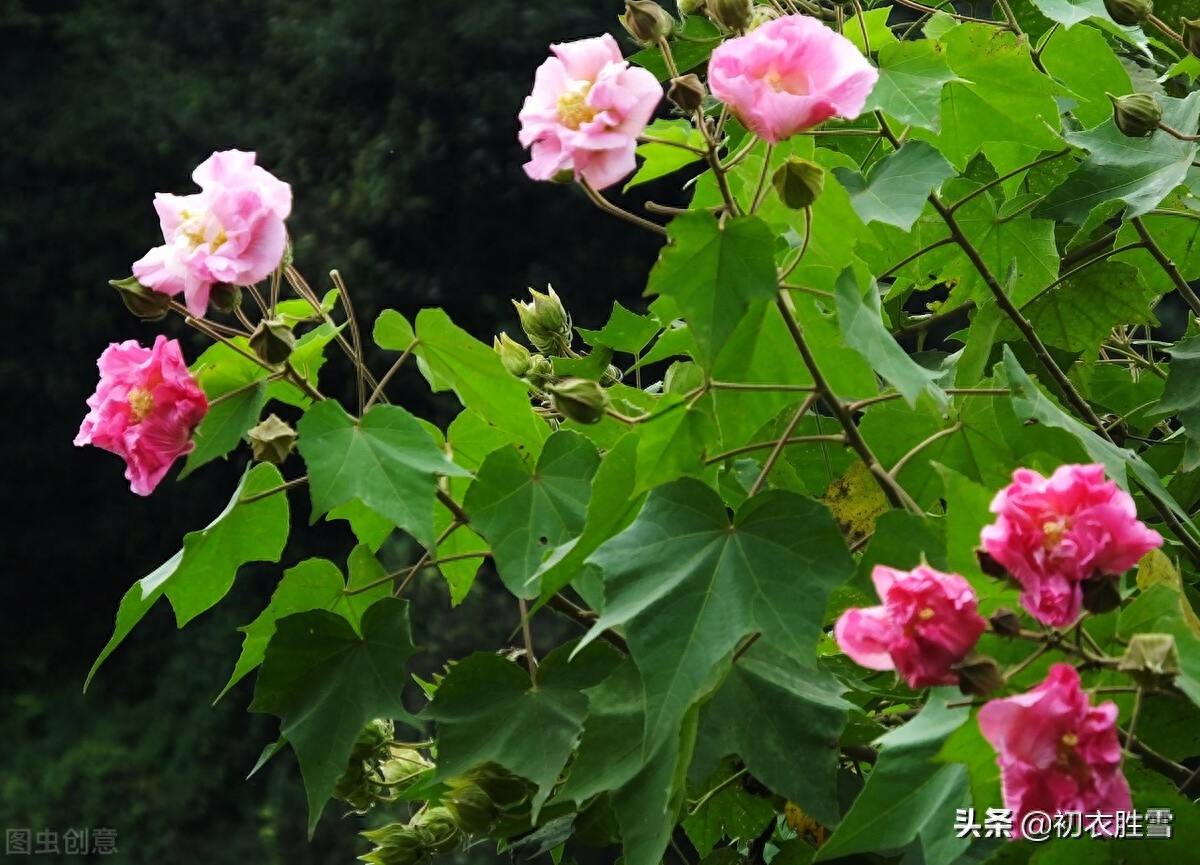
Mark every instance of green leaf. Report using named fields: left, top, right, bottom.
left=1158, top=336, right=1200, bottom=471
left=682, top=762, right=776, bottom=855
left=1036, top=92, right=1200, bottom=224
left=835, top=267, right=948, bottom=409
left=325, top=499, right=394, bottom=551
left=266, top=322, right=343, bottom=409
left=425, top=642, right=621, bottom=819
left=629, top=16, right=721, bottom=80
left=183, top=353, right=269, bottom=478
left=217, top=548, right=391, bottom=701
left=815, top=693, right=971, bottom=862
left=626, top=119, right=705, bottom=191
left=250, top=597, right=418, bottom=833
left=577, top=301, right=662, bottom=356
left=373, top=308, right=416, bottom=351
left=634, top=394, right=719, bottom=494
left=297, top=400, right=468, bottom=549
left=644, top=213, right=778, bottom=372
left=1039, top=24, right=1132, bottom=127
left=1027, top=0, right=1106, bottom=26
left=581, top=479, right=854, bottom=748
left=693, top=640, right=851, bottom=827
left=843, top=7, right=898, bottom=54
left=833, top=140, right=956, bottom=231
left=462, top=430, right=601, bottom=598
left=413, top=307, right=547, bottom=448
left=86, top=463, right=290, bottom=689
left=864, top=39, right=962, bottom=132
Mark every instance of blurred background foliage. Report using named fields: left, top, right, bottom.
left=0, top=0, right=663, bottom=860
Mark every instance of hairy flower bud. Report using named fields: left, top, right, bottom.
left=513, top=286, right=572, bottom=354
left=525, top=353, right=555, bottom=389
left=443, top=782, right=498, bottom=834
left=109, top=275, right=172, bottom=320
left=247, top=414, right=298, bottom=465
left=772, top=157, right=826, bottom=209
left=707, top=0, right=752, bottom=31
left=1103, top=0, right=1151, bottom=26
left=623, top=0, right=675, bottom=46
left=549, top=377, right=610, bottom=424
left=208, top=283, right=242, bottom=314
left=410, top=808, right=461, bottom=855
left=1182, top=17, right=1200, bottom=60
left=955, top=653, right=1003, bottom=697
left=667, top=74, right=707, bottom=112
left=1107, top=92, right=1162, bottom=138
left=249, top=317, right=296, bottom=365
left=493, top=332, right=533, bottom=377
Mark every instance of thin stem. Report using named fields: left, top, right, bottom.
left=847, top=388, right=1009, bottom=412
left=1002, top=643, right=1050, bottom=683
left=246, top=284, right=270, bottom=317
left=205, top=372, right=286, bottom=408
left=1157, top=123, right=1200, bottom=142
left=948, top=149, right=1072, bottom=214
left=239, top=475, right=308, bottom=505
left=579, top=178, right=667, bottom=235
left=330, top=270, right=366, bottom=414
left=284, top=266, right=382, bottom=398
left=1147, top=13, right=1182, bottom=43
left=638, top=134, right=706, bottom=155
left=888, top=0, right=1003, bottom=27
left=732, top=631, right=761, bottom=662
left=893, top=300, right=976, bottom=339
left=995, top=0, right=1022, bottom=34
left=518, top=598, right=539, bottom=686
left=749, top=144, right=774, bottom=213
left=1130, top=217, right=1200, bottom=318
left=544, top=592, right=630, bottom=654
left=778, top=206, right=814, bottom=282
left=1121, top=686, right=1144, bottom=768
left=1060, top=229, right=1118, bottom=270
left=1126, top=732, right=1192, bottom=787
left=888, top=422, right=962, bottom=479
left=686, top=768, right=749, bottom=816
left=705, top=433, right=845, bottom=465
left=365, top=342, right=415, bottom=412
left=708, top=380, right=817, bottom=392
left=437, top=488, right=472, bottom=526
left=879, top=236, right=957, bottom=280
left=749, top=393, right=822, bottom=495
left=345, top=549, right=491, bottom=596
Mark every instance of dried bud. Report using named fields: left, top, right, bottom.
left=513, top=285, right=572, bottom=354
left=549, top=377, right=610, bottom=424
left=1107, top=92, right=1162, bottom=138
left=1118, top=633, right=1181, bottom=687
left=772, top=156, right=826, bottom=210
left=247, top=414, right=298, bottom=465
left=989, top=607, right=1022, bottom=638
left=667, top=74, right=707, bottom=112
left=1103, top=0, right=1151, bottom=26
left=208, top=283, right=242, bottom=314
left=707, top=0, right=752, bottom=31
left=1182, top=17, right=1200, bottom=60
left=954, top=653, right=1003, bottom=697
left=249, top=317, right=296, bottom=365
left=622, top=0, right=675, bottom=46
left=1081, top=574, right=1123, bottom=615
left=109, top=275, right=172, bottom=321
left=493, top=332, right=532, bottom=377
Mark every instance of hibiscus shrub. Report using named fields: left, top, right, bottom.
left=79, top=1, right=1200, bottom=863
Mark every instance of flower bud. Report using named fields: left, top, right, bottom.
left=1103, top=0, right=1151, bottom=26
left=622, top=0, right=675, bottom=46
left=748, top=3, right=779, bottom=29
left=443, top=782, right=499, bottom=834
left=976, top=548, right=1008, bottom=580
left=677, top=0, right=705, bottom=14
left=1081, top=574, right=1122, bottom=615
left=1117, top=633, right=1181, bottom=687
left=249, top=317, right=296, bottom=365
left=549, top=377, right=610, bottom=424
left=247, top=414, right=298, bottom=465
left=493, top=332, right=532, bottom=377
left=1182, top=18, right=1200, bottom=60
left=410, top=807, right=461, bottom=855
left=526, top=353, right=555, bottom=389
left=513, top=285, right=573, bottom=354
left=109, top=275, right=172, bottom=321
left=954, top=653, right=1003, bottom=697
left=359, top=823, right=425, bottom=865
left=667, top=74, right=707, bottom=112
left=208, top=283, right=242, bottom=314
left=351, top=718, right=395, bottom=761
left=1107, top=92, right=1162, bottom=138
left=707, top=0, right=752, bottom=31
left=988, top=607, right=1022, bottom=638
left=772, top=157, right=826, bottom=210
left=600, top=364, right=624, bottom=386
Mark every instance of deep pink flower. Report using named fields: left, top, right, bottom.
left=133, top=150, right=292, bottom=316
left=75, top=335, right=208, bottom=496
left=834, top=564, right=987, bottom=688
left=980, top=464, right=1163, bottom=627
left=518, top=34, right=662, bottom=190
left=978, top=664, right=1131, bottom=837
left=707, top=15, right=878, bottom=145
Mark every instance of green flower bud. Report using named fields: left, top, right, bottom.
left=410, top=807, right=462, bottom=855
left=1107, top=92, right=1162, bottom=138
left=359, top=823, right=424, bottom=865
left=677, top=0, right=705, bottom=14
left=707, top=0, right=752, bottom=31
left=513, top=285, right=573, bottom=354
left=465, top=764, right=533, bottom=809
left=667, top=74, right=707, bottom=113
left=748, top=3, right=779, bottom=29
left=548, top=377, right=610, bottom=424
left=109, top=275, right=172, bottom=321
left=1103, top=0, right=1151, bottom=26
left=525, top=353, right=555, bottom=389
left=772, top=156, right=826, bottom=210
left=493, top=332, right=533, bottom=377
left=622, top=0, right=675, bottom=46
left=954, top=653, right=1003, bottom=697
left=208, top=283, right=242, bottom=314
left=247, top=414, right=298, bottom=465
left=1182, top=17, right=1200, bottom=60
left=249, top=317, right=296, bottom=365
left=443, top=782, right=499, bottom=834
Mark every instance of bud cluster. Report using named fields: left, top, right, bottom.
left=333, top=719, right=433, bottom=812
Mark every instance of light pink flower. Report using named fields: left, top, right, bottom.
left=707, top=15, right=878, bottom=145
left=978, top=664, right=1131, bottom=838
left=980, top=464, right=1162, bottom=627
left=518, top=34, right=662, bottom=190
left=75, top=335, right=208, bottom=496
left=133, top=150, right=292, bottom=316
left=834, top=564, right=987, bottom=689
